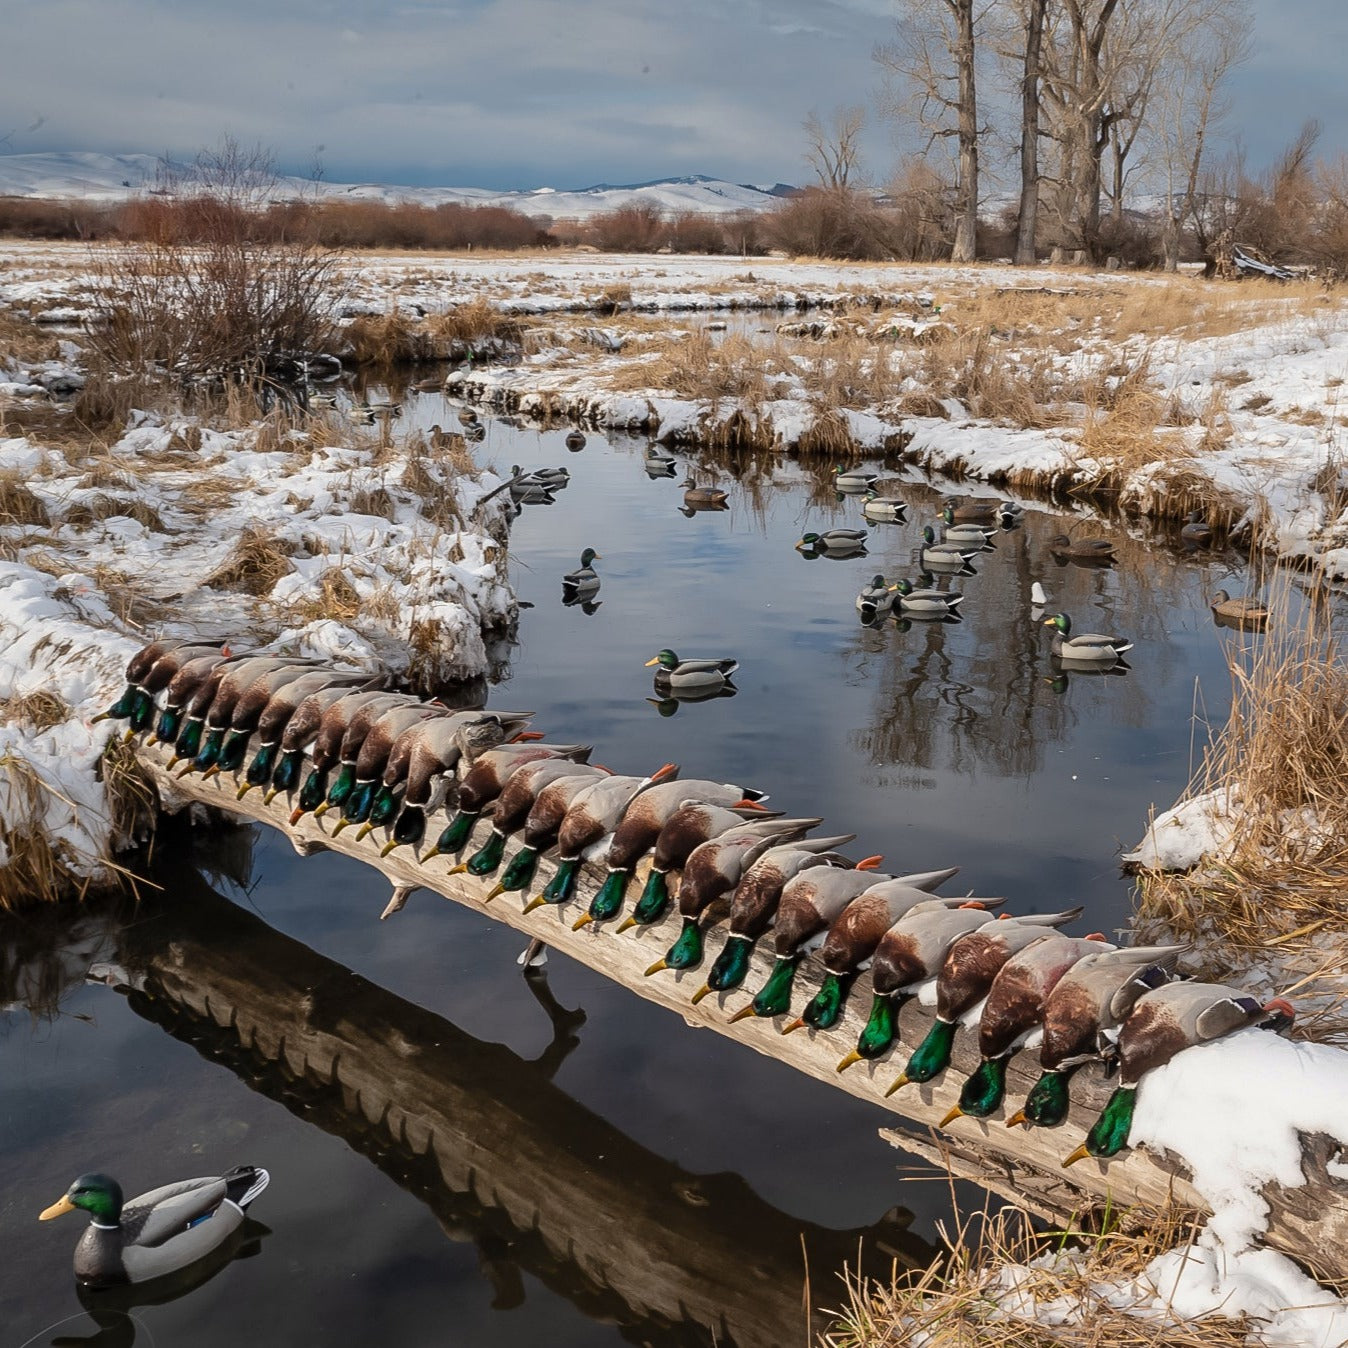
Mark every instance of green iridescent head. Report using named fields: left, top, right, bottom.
left=101, top=686, right=137, bottom=721
left=216, top=730, right=251, bottom=772
left=751, top=954, right=801, bottom=1019
left=341, top=779, right=377, bottom=824
left=588, top=869, right=630, bottom=922
left=435, top=810, right=478, bottom=857
left=802, top=971, right=852, bottom=1030
left=246, top=742, right=278, bottom=786
left=1023, top=1069, right=1072, bottom=1128
left=707, top=934, right=753, bottom=992
left=43, top=1173, right=124, bottom=1225
left=630, top=868, right=671, bottom=925
left=903, top=1018, right=958, bottom=1084
left=958, top=1055, right=1010, bottom=1118
left=1085, top=1085, right=1136, bottom=1158
left=325, top=762, right=358, bottom=809
left=298, top=767, right=330, bottom=813
left=127, top=689, right=156, bottom=733
left=856, top=993, right=899, bottom=1060
left=192, top=726, right=227, bottom=772
left=664, top=917, right=704, bottom=970
left=270, top=748, right=303, bottom=792
left=488, top=840, right=532, bottom=884
left=541, top=857, right=580, bottom=905
left=155, top=706, right=183, bottom=744
left=174, top=717, right=205, bottom=761
left=368, top=785, right=400, bottom=828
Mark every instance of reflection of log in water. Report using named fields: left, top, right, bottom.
left=112, top=872, right=934, bottom=1348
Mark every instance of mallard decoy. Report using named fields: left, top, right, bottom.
left=562, top=549, right=602, bottom=601
left=524, top=466, right=571, bottom=488
left=147, top=650, right=239, bottom=745
left=939, top=505, right=997, bottom=545
left=1063, top=984, right=1295, bottom=1165
left=372, top=710, right=537, bottom=853
left=645, top=444, right=678, bottom=472
left=892, top=578, right=964, bottom=617
left=509, top=475, right=557, bottom=505
left=834, top=466, right=879, bottom=493
left=691, top=837, right=858, bottom=1003
left=264, top=687, right=393, bottom=804
left=453, top=761, right=609, bottom=883
left=856, top=575, right=897, bottom=624
left=1049, top=534, right=1116, bottom=564
left=1043, top=613, right=1133, bottom=664
left=645, top=650, right=738, bottom=692
left=40, top=1166, right=269, bottom=1288
left=174, top=657, right=319, bottom=772
left=1210, top=589, right=1269, bottom=629
left=1181, top=510, right=1213, bottom=546
left=840, top=899, right=1007, bottom=1072
left=422, top=743, right=591, bottom=861
left=236, top=671, right=381, bottom=799
left=920, top=525, right=980, bottom=571
left=943, top=497, right=1000, bottom=524
left=193, top=661, right=328, bottom=777
left=781, top=871, right=965, bottom=1036
left=1006, top=944, right=1185, bottom=1129
left=727, top=860, right=888, bottom=1023
left=682, top=477, right=729, bottom=508
left=289, top=691, right=419, bottom=821
left=96, top=638, right=230, bottom=731
left=523, top=764, right=680, bottom=912
left=997, top=502, right=1025, bottom=527
left=565, top=430, right=587, bottom=450
left=859, top=490, right=906, bottom=523
left=796, top=529, right=869, bottom=556
left=886, top=908, right=1083, bottom=1095
left=617, top=801, right=785, bottom=931
left=457, top=406, right=479, bottom=426
left=574, top=779, right=772, bottom=929
left=644, top=818, right=823, bottom=974
left=940, top=933, right=1114, bottom=1127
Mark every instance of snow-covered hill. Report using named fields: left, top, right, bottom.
left=0, top=153, right=794, bottom=219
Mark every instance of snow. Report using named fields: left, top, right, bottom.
left=1122, top=789, right=1239, bottom=871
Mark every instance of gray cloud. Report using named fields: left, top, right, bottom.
left=2, top=0, right=1341, bottom=190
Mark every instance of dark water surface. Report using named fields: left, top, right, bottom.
left=0, top=402, right=1273, bottom=1346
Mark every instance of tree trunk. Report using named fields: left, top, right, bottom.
left=951, top=0, right=979, bottom=261
left=1014, top=0, right=1048, bottom=265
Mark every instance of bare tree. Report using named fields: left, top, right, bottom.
left=803, top=106, right=867, bottom=191
left=1014, top=0, right=1049, bottom=264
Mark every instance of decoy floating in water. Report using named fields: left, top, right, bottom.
left=645, top=650, right=738, bottom=693
left=1210, top=589, right=1269, bottom=630
left=562, top=548, right=602, bottom=602
left=1063, top=983, right=1295, bottom=1166
left=892, top=578, right=964, bottom=617
left=645, top=445, right=678, bottom=474
left=856, top=575, right=897, bottom=623
left=939, top=505, right=997, bottom=546
left=834, top=466, right=879, bottom=493
left=457, top=406, right=479, bottom=426
left=1048, top=534, right=1116, bottom=564
left=1043, top=613, right=1134, bottom=664
left=565, top=429, right=587, bottom=451
left=861, top=490, right=907, bottom=523
left=40, top=1166, right=269, bottom=1288
left=1181, top=510, right=1214, bottom=546
left=943, top=497, right=1001, bottom=525
left=796, top=529, right=869, bottom=557
left=920, top=525, right=980, bottom=571
left=1006, top=944, right=1185, bottom=1129
left=682, top=477, right=729, bottom=508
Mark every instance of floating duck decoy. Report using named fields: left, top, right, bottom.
left=834, top=466, right=879, bottom=493
left=886, top=908, right=1084, bottom=1095
left=856, top=575, right=897, bottom=624
left=728, top=860, right=888, bottom=1022
left=193, top=661, right=328, bottom=776
left=463, top=421, right=486, bottom=443
left=1043, top=613, right=1134, bottom=664
left=940, top=933, right=1114, bottom=1127
left=796, top=529, right=869, bottom=557
left=523, top=764, right=680, bottom=912
left=263, top=686, right=391, bottom=805
left=682, top=477, right=729, bottom=508
left=645, top=445, right=678, bottom=475
left=524, top=466, right=571, bottom=489
left=644, top=817, right=823, bottom=974
left=781, top=871, right=965, bottom=1036
left=457, top=406, right=479, bottom=426
left=943, top=497, right=1000, bottom=524
left=920, top=525, right=980, bottom=571
left=1048, top=534, right=1116, bottom=564
left=645, top=650, right=738, bottom=693
left=1063, top=983, right=1295, bottom=1165
left=691, top=837, right=857, bottom=1003
left=1006, top=944, right=1185, bottom=1130
left=423, top=742, right=591, bottom=860
left=1181, top=509, right=1213, bottom=546
left=562, top=549, right=602, bottom=602
left=565, top=430, right=587, bottom=451
left=861, top=489, right=907, bottom=523
left=891, top=578, right=964, bottom=617
left=40, top=1166, right=269, bottom=1288
left=574, top=779, right=772, bottom=929
left=839, top=898, right=1007, bottom=1073
left=939, top=505, right=997, bottom=546
left=1210, top=589, right=1269, bottom=630
left=231, top=670, right=380, bottom=797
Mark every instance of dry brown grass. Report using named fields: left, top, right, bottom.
left=426, top=296, right=520, bottom=347
left=0, top=475, right=52, bottom=527
left=277, top=566, right=362, bottom=624
left=0, top=307, right=60, bottom=364
left=345, top=300, right=521, bottom=366
left=348, top=485, right=396, bottom=519
left=60, top=493, right=166, bottom=532
left=204, top=526, right=296, bottom=595
left=824, top=1203, right=1241, bottom=1348
left=0, top=690, right=70, bottom=731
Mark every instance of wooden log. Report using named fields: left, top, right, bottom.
left=114, top=867, right=933, bottom=1346
left=138, top=743, right=1348, bottom=1283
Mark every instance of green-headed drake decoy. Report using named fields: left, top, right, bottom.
left=574, top=779, right=771, bottom=930
left=40, top=1166, right=269, bottom=1288
left=1043, top=613, right=1133, bottom=663
left=262, top=686, right=388, bottom=804
left=1006, top=944, right=1185, bottom=1130
left=886, top=907, right=1083, bottom=1096
left=1063, top=983, right=1295, bottom=1166
left=1181, top=510, right=1213, bottom=546
left=856, top=575, right=897, bottom=624
left=194, top=661, right=329, bottom=778
left=861, top=490, right=907, bottom=522
left=839, top=897, right=1005, bottom=1073
left=562, top=549, right=602, bottom=602
left=919, top=525, right=980, bottom=571
left=1049, top=534, right=1116, bottom=563
left=782, top=871, right=964, bottom=1037
left=834, top=466, right=879, bottom=493
left=99, top=639, right=232, bottom=735
left=728, top=859, right=888, bottom=1023
left=892, top=577, right=964, bottom=617
left=940, top=932, right=1114, bottom=1128
left=939, top=504, right=997, bottom=545
left=645, top=650, right=738, bottom=692
left=644, top=818, right=823, bottom=975
left=796, top=529, right=869, bottom=556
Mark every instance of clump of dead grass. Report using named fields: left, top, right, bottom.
left=427, top=297, right=520, bottom=347
left=824, top=1203, right=1241, bottom=1348
left=278, top=567, right=362, bottom=624
left=204, top=526, right=297, bottom=595
left=0, top=307, right=61, bottom=365
left=60, top=493, right=166, bottom=532
left=0, top=690, right=70, bottom=731
left=0, top=475, right=52, bottom=527
left=348, top=485, right=395, bottom=519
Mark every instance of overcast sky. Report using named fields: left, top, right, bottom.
left=3, top=0, right=1343, bottom=190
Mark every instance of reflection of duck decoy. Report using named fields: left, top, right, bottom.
left=41, top=1167, right=270, bottom=1288
left=647, top=685, right=738, bottom=716
left=861, top=490, right=907, bottom=522
left=1064, top=983, right=1295, bottom=1165
left=1181, top=509, right=1213, bottom=546
left=920, top=525, right=979, bottom=570
left=856, top=574, right=897, bottom=623
left=645, top=649, right=738, bottom=692
left=682, top=477, right=729, bottom=508
left=1210, top=589, right=1269, bottom=629
left=561, top=548, right=602, bottom=602
left=892, top=577, right=963, bottom=617
left=834, top=466, right=879, bottom=493
left=1043, top=613, right=1133, bottom=664
left=1048, top=534, right=1116, bottom=564
left=796, top=529, right=868, bottom=557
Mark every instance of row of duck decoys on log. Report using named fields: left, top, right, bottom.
left=99, top=637, right=1297, bottom=1167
